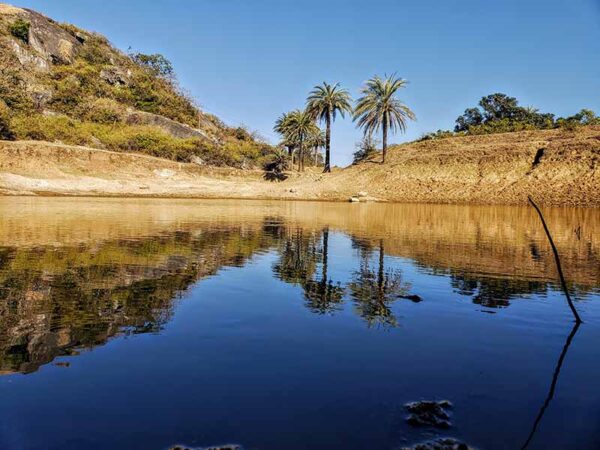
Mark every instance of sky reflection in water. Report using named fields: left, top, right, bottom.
left=0, top=198, right=599, bottom=450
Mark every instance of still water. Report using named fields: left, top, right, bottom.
left=0, top=198, right=599, bottom=450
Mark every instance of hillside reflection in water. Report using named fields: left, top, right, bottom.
left=0, top=198, right=599, bottom=450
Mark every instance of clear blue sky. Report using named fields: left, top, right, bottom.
left=14, top=0, right=600, bottom=165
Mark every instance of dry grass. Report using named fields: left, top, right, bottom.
left=0, top=126, right=598, bottom=206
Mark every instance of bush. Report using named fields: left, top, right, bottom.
left=353, top=135, right=379, bottom=164
left=78, top=98, right=125, bottom=124
left=263, top=149, right=289, bottom=181
left=0, top=100, right=14, bottom=140
left=466, top=118, right=537, bottom=135
left=8, top=113, right=273, bottom=166
left=557, top=120, right=581, bottom=132
left=9, top=19, right=30, bottom=44
left=418, top=129, right=457, bottom=141
left=130, top=53, right=174, bottom=79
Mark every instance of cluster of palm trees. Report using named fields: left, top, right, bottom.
left=274, top=74, right=416, bottom=172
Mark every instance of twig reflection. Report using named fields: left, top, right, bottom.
left=520, top=321, right=581, bottom=450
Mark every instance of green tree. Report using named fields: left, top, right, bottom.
left=478, top=93, right=519, bottom=121
left=130, top=53, right=174, bottom=80
left=353, top=75, right=415, bottom=163
left=306, top=82, right=353, bottom=172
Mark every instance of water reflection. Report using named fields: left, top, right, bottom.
left=0, top=199, right=599, bottom=376
left=521, top=321, right=581, bottom=449
left=450, top=273, right=548, bottom=309
left=0, top=228, right=270, bottom=374
left=348, top=239, right=410, bottom=327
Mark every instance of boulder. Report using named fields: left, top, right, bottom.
left=24, top=8, right=82, bottom=64
left=189, top=155, right=205, bottom=166
left=126, top=110, right=212, bottom=141
left=100, top=66, right=131, bottom=86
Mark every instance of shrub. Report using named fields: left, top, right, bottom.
left=0, top=100, right=14, bottom=140
left=263, top=149, right=289, bottom=181
left=353, top=135, right=379, bottom=164
left=418, top=129, right=457, bottom=141
left=557, top=119, right=581, bottom=132
left=9, top=19, right=30, bottom=44
left=556, top=109, right=600, bottom=129
left=130, top=53, right=174, bottom=79
left=78, top=98, right=125, bottom=124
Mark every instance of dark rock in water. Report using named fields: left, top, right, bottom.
left=401, top=437, right=473, bottom=450
left=398, top=294, right=423, bottom=303
left=405, top=400, right=453, bottom=428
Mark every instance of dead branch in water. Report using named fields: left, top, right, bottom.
left=528, top=196, right=582, bottom=323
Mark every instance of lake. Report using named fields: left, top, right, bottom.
left=0, top=197, right=599, bottom=450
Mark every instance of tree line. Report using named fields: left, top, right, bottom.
left=421, top=93, right=599, bottom=140
left=273, top=74, right=416, bottom=173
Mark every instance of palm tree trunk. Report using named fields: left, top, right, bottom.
left=323, top=113, right=331, bottom=173
left=322, top=227, right=329, bottom=282
left=298, top=137, right=304, bottom=172
left=382, top=119, right=388, bottom=163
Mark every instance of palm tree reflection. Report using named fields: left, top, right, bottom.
left=273, top=226, right=344, bottom=314
left=348, top=238, right=410, bottom=328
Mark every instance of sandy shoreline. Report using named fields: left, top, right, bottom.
left=1, top=127, right=599, bottom=206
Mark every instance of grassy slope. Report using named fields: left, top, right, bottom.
left=0, top=4, right=273, bottom=167
left=0, top=126, right=598, bottom=206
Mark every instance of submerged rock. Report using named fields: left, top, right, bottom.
left=401, top=437, right=473, bottom=450
left=169, top=445, right=242, bottom=450
left=405, top=400, right=453, bottom=428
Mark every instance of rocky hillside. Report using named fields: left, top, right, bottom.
left=0, top=3, right=274, bottom=167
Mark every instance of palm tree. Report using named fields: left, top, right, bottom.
left=278, top=109, right=319, bottom=171
left=274, top=112, right=296, bottom=157
left=353, top=74, right=416, bottom=163
left=306, top=82, right=353, bottom=173
left=306, top=128, right=326, bottom=166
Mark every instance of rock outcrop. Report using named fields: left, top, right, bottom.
left=0, top=5, right=81, bottom=71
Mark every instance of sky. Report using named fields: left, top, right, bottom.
left=14, top=0, right=600, bottom=166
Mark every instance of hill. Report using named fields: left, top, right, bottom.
left=0, top=126, right=598, bottom=206
left=0, top=3, right=274, bottom=167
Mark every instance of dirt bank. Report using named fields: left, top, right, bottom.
left=0, top=127, right=598, bottom=206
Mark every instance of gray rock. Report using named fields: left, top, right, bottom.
left=24, top=8, right=82, bottom=64
left=125, top=110, right=212, bottom=141
left=189, top=155, right=205, bottom=166
left=349, top=197, right=360, bottom=202
left=100, top=66, right=131, bottom=86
